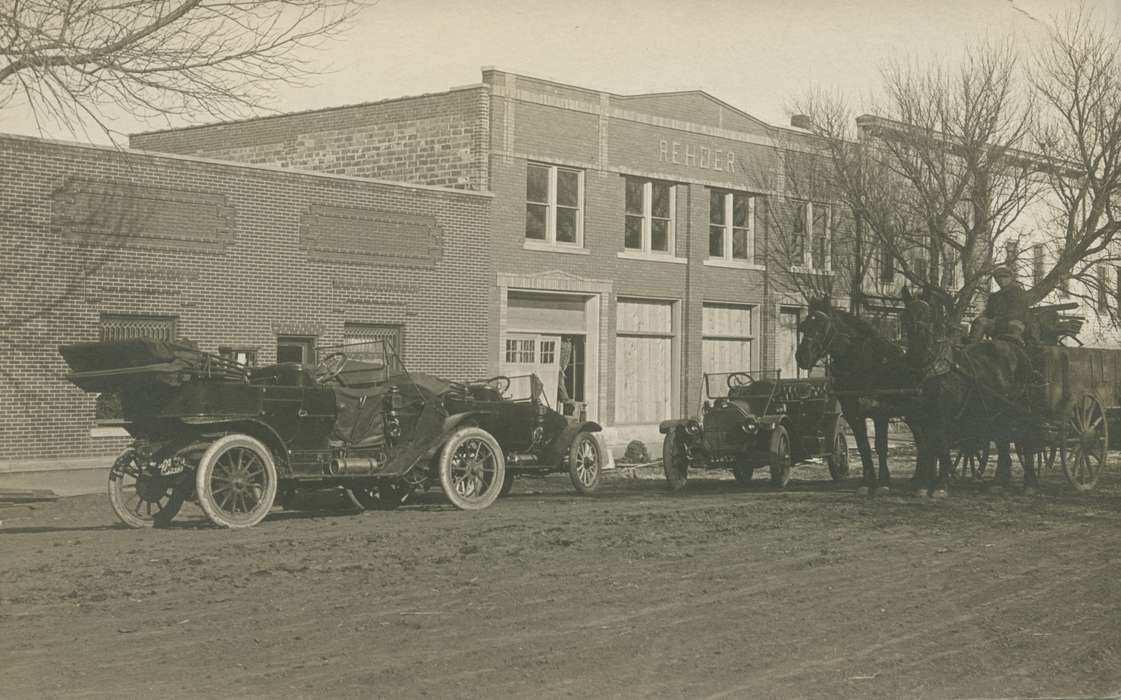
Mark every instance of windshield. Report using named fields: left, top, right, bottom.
left=702, top=370, right=781, bottom=400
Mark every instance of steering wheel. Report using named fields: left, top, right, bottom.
left=727, top=372, right=754, bottom=389
left=487, top=376, right=511, bottom=395
left=314, top=352, right=348, bottom=383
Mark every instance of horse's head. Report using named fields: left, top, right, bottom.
left=796, top=297, right=840, bottom=370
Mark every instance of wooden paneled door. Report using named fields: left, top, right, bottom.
left=614, top=299, right=674, bottom=424
left=702, top=303, right=754, bottom=375
left=501, top=333, right=562, bottom=405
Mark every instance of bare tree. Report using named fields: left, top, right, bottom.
left=783, top=41, right=1044, bottom=329
left=1030, top=6, right=1121, bottom=327
left=0, top=0, right=366, bottom=139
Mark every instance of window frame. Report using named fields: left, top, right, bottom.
left=707, top=189, right=756, bottom=263
left=791, top=200, right=832, bottom=272
left=525, top=162, right=585, bottom=248
left=623, top=177, right=677, bottom=256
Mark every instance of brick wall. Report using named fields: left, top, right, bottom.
left=130, top=87, right=491, bottom=191
left=0, top=134, right=492, bottom=463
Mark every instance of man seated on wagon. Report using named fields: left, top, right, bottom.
left=970, top=265, right=1029, bottom=343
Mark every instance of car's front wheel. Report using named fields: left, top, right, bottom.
left=769, top=426, right=793, bottom=488
left=438, top=427, right=505, bottom=511
left=663, top=430, right=689, bottom=492
left=568, top=431, right=602, bottom=494
left=195, top=434, right=278, bottom=528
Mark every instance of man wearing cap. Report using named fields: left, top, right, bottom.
left=971, top=265, right=1029, bottom=342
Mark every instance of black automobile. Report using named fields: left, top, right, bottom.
left=457, top=374, right=605, bottom=496
left=659, top=370, right=849, bottom=491
left=59, top=338, right=541, bottom=528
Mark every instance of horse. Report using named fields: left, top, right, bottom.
left=898, top=288, right=1040, bottom=495
left=795, top=297, right=921, bottom=495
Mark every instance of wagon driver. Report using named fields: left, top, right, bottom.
left=970, top=264, right=1029, bottom=342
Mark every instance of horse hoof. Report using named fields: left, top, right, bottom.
left=931, top=488, right=948, bottom=499
left=874, top=486, right=891, bottom=497
left=856, top=486, right=871, bottom=496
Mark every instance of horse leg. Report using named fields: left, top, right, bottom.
left=873, top=415, right=892, bottom=495
left=1021, top=440, right=1039, bottom=495
left=991, top=441, right=1013, bottom=493
left=930, top=433, right=953, bottom=499
left=849, top=417, right=876, bottom=495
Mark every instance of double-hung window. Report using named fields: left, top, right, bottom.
left=708, top=190, right=754, bottom=262
left=624, top=177, right=675, bottom=254
left=792, top=201, right=831, bottom=271
left=526, top=163, right=584, bottom=247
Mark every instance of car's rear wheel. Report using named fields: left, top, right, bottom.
left=108, top=448, right=185, bottom=528
left=195, top=434, right=278, bottom=529
left=568, top=431, right=602, bottom=494
left=438, top=427, right=505, bottom=511
left=826, top=428, right=850, bottom=482
left=663, top=430, right=688, bottom=492
left=769, top=426, right=793, bottom=488
left=347, top=480, right=411, bottom=510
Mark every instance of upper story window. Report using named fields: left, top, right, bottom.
left=708, top=190, right=754, bottom=262
left=526, top=163, right=584, bottom=247
left=792, top=201, right=831, bottom=271
left=624, top=177, right=675, bottom=254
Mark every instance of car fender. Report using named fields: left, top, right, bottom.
left=546, top=420, right=603, bottom=465
left=173, top=418, right=289, bottom=467
left=755, top=414, right=789, bottom=433
left=421, top=411, right=501, bottom=459
left=658, top=418, right=701, bottom=435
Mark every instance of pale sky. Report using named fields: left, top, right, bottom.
left=1, top=0, right=1117, bottom=144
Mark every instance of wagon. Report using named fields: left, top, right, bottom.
left=659, top=370, right=849, bottom=491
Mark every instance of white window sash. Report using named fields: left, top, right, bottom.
left=531, top=164, right=584, bottom=248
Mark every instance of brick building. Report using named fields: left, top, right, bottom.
left=133, top=68, right=833, bottom=447
left=0, top=133, right=492, bottom=491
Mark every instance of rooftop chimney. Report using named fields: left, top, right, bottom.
left=790, top=114, right=813, bottom=130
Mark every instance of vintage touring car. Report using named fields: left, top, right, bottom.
left=59, top=338, right=603, bottom=529
left=659, top=370, right=849, bottom=490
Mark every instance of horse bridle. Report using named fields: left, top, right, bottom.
left=802, top=309, right=846, bottom=363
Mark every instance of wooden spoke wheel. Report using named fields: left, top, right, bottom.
left=107, top=448, right=185, bottom=528
left=438, top=427, right=505, bottom=511
left=826, top=427, right=850, bottom=482
left=1061, top=394, right=1109, bottom=492
left=194, top=435, right=278, bottom=529
left=769, top=426, right=793, bottom=488
left=951, top=442, right=990, bottom=481
left=662, top=430, right=689, bottom=492
left=567, top=431, right=602, bottom=495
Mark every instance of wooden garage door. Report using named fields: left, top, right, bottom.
left=615, top=299, right=673, bottom=424
left=702, top=303, right=754, bottom=375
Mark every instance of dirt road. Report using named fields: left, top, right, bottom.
left=3, top=459, right=1120, bottom=699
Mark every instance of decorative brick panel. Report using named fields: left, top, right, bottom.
left=51, top=178, right=234, bottom=252
left=300, top=205, right=442, bottom=268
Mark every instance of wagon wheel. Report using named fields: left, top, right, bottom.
left=347, top=480, right=411, bottom=510
left=769, top=426, right=793, bottom=488
left=107, top=448, right=186, bottom=528
left=438, top=427, right=506, bottom=511
left=1061, top=394, right=1109, bottom=492
left=951, top=442, right=990, bottom=480
left=194, top=434, right=278, bottom=528
left=826, top=426, right=850, bottom=482
left=662, top=430, right=689, bottom=492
